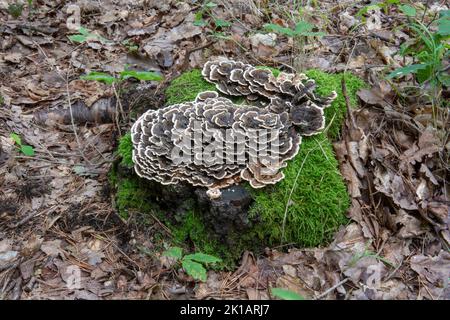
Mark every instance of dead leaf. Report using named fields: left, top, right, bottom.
left=246, top=288, right=269, bottom=300
left=41, top=240, right=64, bottom=258
left=399, top=127, right=441, bottom=170
left=410, top=251, right=450, bottom=299
left=4, top=52, right=23, bottom=64
left=394, top=209, right=428, bottom=238
left=357, top=81, right=393, bottom=106
left=374, top=166, right=418, bottom=210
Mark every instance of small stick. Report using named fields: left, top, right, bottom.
left=315, top=278, right=349, bottom=300
left=341, top=76, right=357, bottom=129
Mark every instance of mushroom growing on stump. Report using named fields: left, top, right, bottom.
left=131, top=59, right=337, bottom=198
left=202, top=58, right=337, bottom=108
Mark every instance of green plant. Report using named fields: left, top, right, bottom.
left=264, top=21, right=325, bottom=38
left=162, top=246, right=222, bottom=282
left=271, top=288, right=305, bottom=300
left=80, top=69, right=163, bottom=128
left=0, top=94, right=4, bottom=105
left=399, top=4, right=416, bottom=17
left=194, top=1, right=231, bottom=30
left=68, top=27, right=111, bottom=44
left=356, top=0, right=400, bottom=18
left=387, top=8, right=449, bottom=127
left=264, top=20, right=326, bottom=70
left=387, top=9, right=449, bottom=86
left=10, top=133, right=35, bottom=156
left=122, top=39, right=139, bottom=53
left=349, top=243, right=396, bottom=268
left=8, top=2, right=24, bottom=18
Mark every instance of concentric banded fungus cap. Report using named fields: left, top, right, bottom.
left=202, top=58, right=337, bottom=109
left=131, top=59, right=336, bottom=195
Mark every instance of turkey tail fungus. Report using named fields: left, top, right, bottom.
left=131, top=59, right=337, bottom=195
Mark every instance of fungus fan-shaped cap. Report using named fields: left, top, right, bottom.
left=290, top=101, right=325, bottom=136
left=132, top=58, right=337, bottom=194
left=196, top=91, right=219, bottom=102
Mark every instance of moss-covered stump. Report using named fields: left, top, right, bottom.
left=111, top=67, right=365, bottom=267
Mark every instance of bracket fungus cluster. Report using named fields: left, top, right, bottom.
left=131, top=59, right=337, bottom=194
left=202, top=58, right=337, bottom=107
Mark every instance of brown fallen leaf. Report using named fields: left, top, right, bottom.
left=399, top=126, right=441, bottom=170
left=394, top=209, right=428, bottom=238
left=374, top=166, right=418, bottom=210
left=410, top=251, right=450, bottom=300
left=357, top=81, right=393, bottom=107
left=40, top=240, right=64, bottom=258
left=246, top=288, right=269, bottom=300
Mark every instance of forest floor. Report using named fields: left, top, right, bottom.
left=0, top=0, right=448, bottom=300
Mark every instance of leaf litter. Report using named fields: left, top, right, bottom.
left=0, top=0, right=448, bottom=300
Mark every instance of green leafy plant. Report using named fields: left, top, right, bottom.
left=8, top=2, right=24, bottom=18
left=271, top=288, right=305, bottom=300
left=349, top=243, right=395, bottom=268
left=10, top=133, right=35, bottom=156
left=399, top=4, right=416, bottom=17
left=194, top=1, right=231, bottom=30
left=120, top=70, right=163, bottom=81
left=356, top=0, right=400, bottom=19
left=264, top=21, right=325, bottom=38
left=387, top=9, right=449, bottom=87
left=264, top=20, right=325, bottom=67
left=80, top=70, right=163, bottom=85
left=122, top=39, right=139, bottom=53
left=163, top=246, right=222, bottom=282
left=68, top=27, right=111, bottom=44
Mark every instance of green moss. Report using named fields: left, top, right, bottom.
left=110, top=164, right=234, bottom=266
left=248, top=133, right=349, bottom=247
left=245, top=70, right=365, bottom=247
left=169, top=210, right=235, bottom=268
left=118, top=132, right=133, bottom=168
left=165, top=69, right=216, bottom=105
left=115, top=176, right=155, bottom=220
left=304, top=70, right=366, bottom=139
left=114, top=67, right=365, bottom=266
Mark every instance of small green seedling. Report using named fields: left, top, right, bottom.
left=162, top=246, right=222, bottom=282
left=68, top=26, right=111, bottom=44
left=194, top=1, right=231, bottom=30
left=122, top=39, right=139, bottom=53
left=8, top=2, right=24, bottom=18
left=399, top=4, right=416, bottom=17
left=264, top=21, right=325, bottom=38
left=10, top=133, right=35, bottom=156
left=271, top=288, right=305, bottom=300
left=356, top=0, right=400, bottom=19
